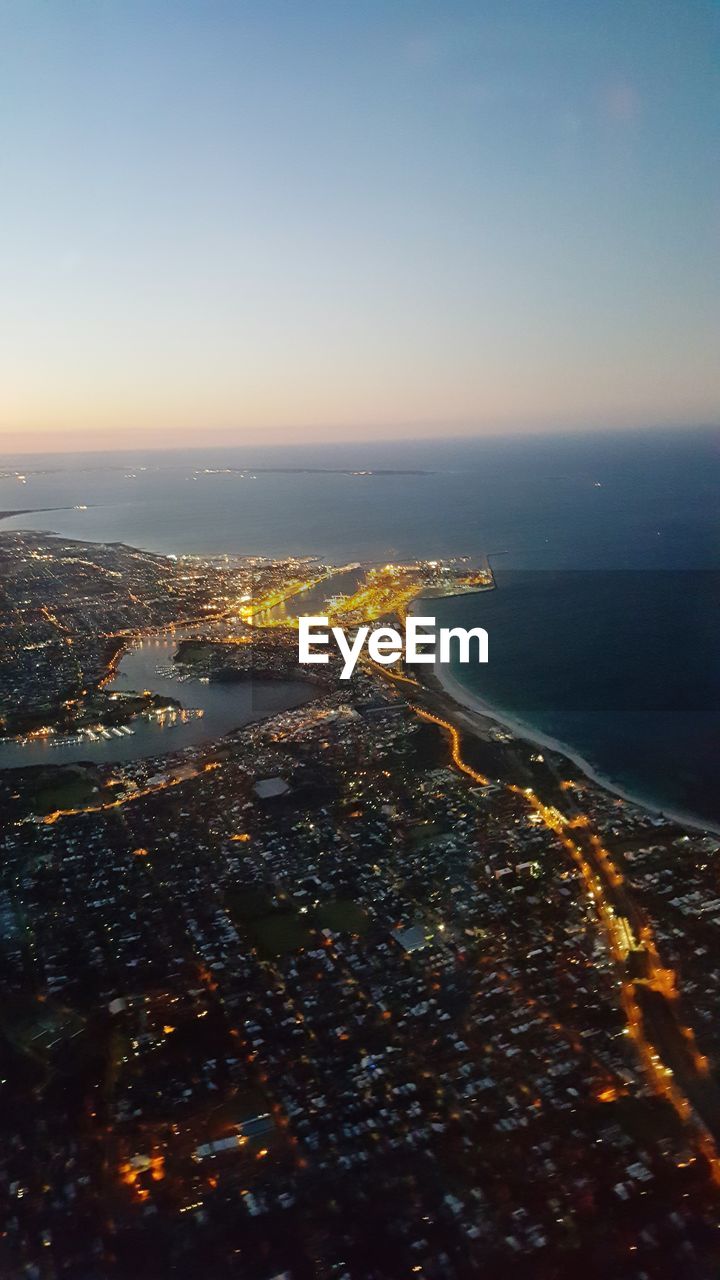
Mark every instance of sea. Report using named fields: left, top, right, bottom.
left=1, top=428, right=718, bottom=828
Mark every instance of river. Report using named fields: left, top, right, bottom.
left=0, top=630, right=315, bottom=769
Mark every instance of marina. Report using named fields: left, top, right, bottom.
left=0, top=629, right=315, bottom=768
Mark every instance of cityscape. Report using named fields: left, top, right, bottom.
left=1, top=530, right=720, bottom=1277
left=2, top=1, right=718, bottom=1276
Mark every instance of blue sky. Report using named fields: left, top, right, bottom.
left=0, top=0, right=717, bottom=450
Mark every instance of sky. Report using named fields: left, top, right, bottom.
left=0, top=0, right=717, bottom=453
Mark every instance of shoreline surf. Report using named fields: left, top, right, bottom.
left=431, top=658, right=720, bottom=838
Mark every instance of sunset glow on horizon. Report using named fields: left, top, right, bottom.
left=1, top=1, right=717, bottom=454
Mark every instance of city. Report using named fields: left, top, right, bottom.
left=2, top=531, right=720, bottom=1278
left=2, top=2, right=718, bottom=1276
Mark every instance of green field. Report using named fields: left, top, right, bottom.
left=31, top=775, right=99, bottom=814
left=225, top=887, right=274, bottom=921
left=250, top=911, right=314, bottom=956
left=175, top=642, right=215, bottom=666
left=312, top=899, right=370, bottom=935
left=225, top=886, right=369, bottom=956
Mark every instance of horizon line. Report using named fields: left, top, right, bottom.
left=0, top=420, right=718, bottom=461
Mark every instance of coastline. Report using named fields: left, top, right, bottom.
left=3, top=526, right=715, bottom=836
left=0, top=507, right=71, bottom=523
left=430, top=658, right=720, bottom=838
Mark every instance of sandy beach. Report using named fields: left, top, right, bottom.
left=430, top=657, right=720, bottom=838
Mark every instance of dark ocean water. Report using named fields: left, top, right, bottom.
left=1, top=429, right=718, bottom=825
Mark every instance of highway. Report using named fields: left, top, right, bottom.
left=404, top=692, right=720, bottom=1182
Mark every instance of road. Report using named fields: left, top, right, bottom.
left=406, top=686, right=720, bottom=1182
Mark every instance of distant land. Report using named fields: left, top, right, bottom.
left=0, top=507, right=70, bottom=522
left=1, top=466, right=432, bottom=477
left=193, top=467, right=432, bottom=475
